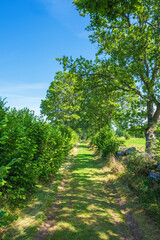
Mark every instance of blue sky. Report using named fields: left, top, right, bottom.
left=0, top=0, right=96, bottom=115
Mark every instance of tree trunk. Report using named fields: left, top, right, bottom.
left=145, top=102, right=160, bottom=153
left=145, top=125, right=156, bottom=152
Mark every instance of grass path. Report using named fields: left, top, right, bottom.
left=36, top=142, right=158, bottom=240
left=3, top=142, right=159, bottom=240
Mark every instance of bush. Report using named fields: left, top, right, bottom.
left=0, top=108, right=44, bottom=202
left=124, top=131, right=131, bottom=140
left=0, top=109, right=76, bottom=203
left=91, top=126, right=123, bottom=157
left=38, top=124, right=75, bottom=179
left=123, top=152, right=155, bottom=177
left=0, top=97, right=79, bottom=230
left=0, top=99, right=78, bottom=229
left=121, top=152, right=160, bottom=223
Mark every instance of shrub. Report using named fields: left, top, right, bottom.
left=124, top=131, right=131, bottom=140
left=123, top=152, right=155, bottom=177
left=0, top=107, right=77, bottom=204
left=38, top=124, right=73, bottom=179
left=0, top=109, right=44, bottom=202
left=0, top=98, right=79, bottom=228
left=91, top=126, right=123, bottom=157
left=121, top=152, right=160, bottom=223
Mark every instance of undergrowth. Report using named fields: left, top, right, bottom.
left=108, top=153, right=160, bottom=225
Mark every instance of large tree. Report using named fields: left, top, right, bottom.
left=40, top=71, right=81, bottom=129
left=72, top=0, right=160, bottom=152
left=58, top=56, right=142, bottom=134
left=41, top=62, right=126, bottom=136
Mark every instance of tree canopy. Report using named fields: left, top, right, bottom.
left=42, top=0, right=160, bottom=152
left=72, top=0, right=160, bottom=151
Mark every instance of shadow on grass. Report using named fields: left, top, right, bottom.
left=43, top=143, right=160, bottom=240
left=36, top=143, right=133, bottom=240
left=1, top=157, right=76, bottom=240
left=2, top=143, right=146, bottom=240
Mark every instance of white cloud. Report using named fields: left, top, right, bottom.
left=0, top=81, right=48, bottom=93
left=17, top=83, right=48, bottom=90
left=0, top=94, right=42, bottom=101
left=0, top=81, right=48, bottom=116
left=3, top=95, right=42, bottom=116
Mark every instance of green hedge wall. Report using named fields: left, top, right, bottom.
left=0, top=98, right=78, bottom=228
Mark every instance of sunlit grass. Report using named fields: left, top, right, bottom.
left=2, top=142, right=160, bottom=240
left=47, top=142, right=159, bottom=240
left=1, top=155, right=75, bottom=240
left=106, top=156, right=160, bottom=240
left=119, top=137, right=145, bottom=151
left=44, top=142, right=131, bottom=240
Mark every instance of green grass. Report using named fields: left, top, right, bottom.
left=2, top=142, right=160, bottom=240
left=41, top=142, right=160, bottom=240
left=44, top=142, right=130, bottom=240
left=107, top=155, right=160, bottom=240
left=1, top=153, right=76, bottom=240
left=119, top=137, right=145, bottom=151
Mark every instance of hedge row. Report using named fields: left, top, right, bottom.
left=0, top=98, right=78, bottom=227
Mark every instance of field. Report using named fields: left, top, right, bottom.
left=119, top=137, right=146, bottom=151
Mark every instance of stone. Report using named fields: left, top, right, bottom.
left=117, top=151, right=125, bottom=158
left=157, top=162, right=160, bottom=171
left=119, top=147, right=128, bottom=151
left=125, top=147, right=136, bottom=155
left=149, top=171, right=160, bottom=181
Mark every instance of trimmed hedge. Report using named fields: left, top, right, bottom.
left=0, top=98, right=78, bottom=228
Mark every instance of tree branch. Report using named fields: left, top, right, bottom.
left=76, top=72, right=148, bottom=100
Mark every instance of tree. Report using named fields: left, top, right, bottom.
left=58, top=56, right=146, bottom=135
left=41, top=61, right=125, bottom=137
left=73, top=0, right=160, bottom=152
left=40, top=71, right=81, bottom=129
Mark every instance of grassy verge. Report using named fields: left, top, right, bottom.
left=117, top=137, right=160, bottom=222
left=0, top=147, right=78, bottom=240
left=106, top=155, right=160, bottom=239
left=2, top=142, right=159, bottom=240
left=119, top=137, right=145, bottom=151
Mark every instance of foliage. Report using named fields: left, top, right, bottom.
left=123, top=131, right=130, bottom=140
left=91, top=126, right=123, bottom=157
left=0, top=98, right=78, bottom=228
left=120, top=152, right=160, bottom=223
left=123, top=152, right=154, bottom=176
left=155, top=135, right=160, bottom=156
left=0, top=209, right=18, bottom=229
left=73, top=0, right=139, bottom=19
left=71, top=0, right=160, bottom=152
left=116, top=127, right=124, bottom=137
left=38, top=124, right=76, bottom=179
left=40, top=66, right=120, bottom=136
left=40, top=71, right=81, bottom=129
